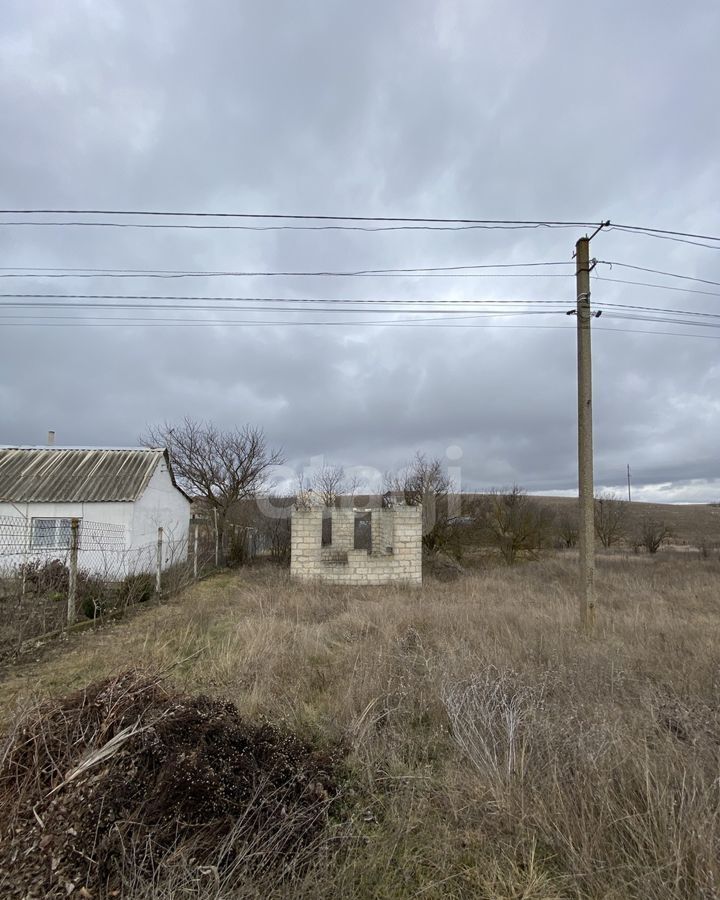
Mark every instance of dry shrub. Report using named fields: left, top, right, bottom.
left=0, top=670, right=347, bottom=898
left=115, top=572, right=156, bottom=607
left=423, top=551, right=466, bottom=582
left=442, top=666, right=543, bottom=785
left=443, top=662, right=720, bottom=898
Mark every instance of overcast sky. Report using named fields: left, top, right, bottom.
left=1, top=1, right=719, bottom=502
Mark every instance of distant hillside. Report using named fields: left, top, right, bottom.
left=531, top=496, right=720, bottom=547
left=198, top=493, right=720, bottom=551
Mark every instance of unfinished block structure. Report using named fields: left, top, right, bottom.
left=291, top=505, right=422, bottom=585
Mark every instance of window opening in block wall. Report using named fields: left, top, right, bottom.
left=321, top=513, right=332, bottom=546
left=353, top=511, right=371, bottom=551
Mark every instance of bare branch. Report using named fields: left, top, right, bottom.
left=140, top=419, right=284, bottom=565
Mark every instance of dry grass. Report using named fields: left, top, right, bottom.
left=535, top=496, right=720, bottom=548
left=1, top=553, right=720, bottom=898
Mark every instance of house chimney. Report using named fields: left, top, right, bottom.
left=47, top=430, right=55, bottom=446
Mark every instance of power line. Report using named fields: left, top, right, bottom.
left=608, top=223, right=720, bottom=244
left=5, top=302, right=718, bottom=326
left=0, top=261, right=574, bottom=279
left=4, top=293, right=719, bottom=323
left=0, top=303, right=569, bottom=316
left=606, top=226, right=720, bottom=252
left=0, top=318, right=579, bottom=328
left=0, top=293, right=568, bottom=308
left=598, top=260, right=720, bottom=289
left=0, top=209, right=603, bottom=226
left=593, top=275, right=720, bottom=299
left=603, top=312, right=720, bottom=330
left=599, top=301, right=720, bottom=319
left=0, top=310, right=573, bottom=328
left=2, top=316, right=719, bottom=340
left=8, top=310, right=717, bottom=330
left=4, top=293, right=719, bottom=329
left=588, top=325, right=720, bottom=340
left=0, top=220, right=597, bottom=234
left=2, top=209, right=719, bottom=244
left=0, top=310, right=560, bottom=327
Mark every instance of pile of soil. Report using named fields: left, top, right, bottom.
left=0, top=670, right=346, bottom=898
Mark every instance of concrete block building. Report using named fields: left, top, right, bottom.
left=291, top=505, right=422, bottom=585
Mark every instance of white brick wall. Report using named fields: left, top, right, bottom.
left=290, top=505, right=422, bottom=585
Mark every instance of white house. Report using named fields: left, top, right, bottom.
left=0, top=447, right=191, bottom=576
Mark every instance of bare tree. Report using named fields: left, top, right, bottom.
left=594, top=491, right=627, bottom=548
left=693, top=533, right=716, bottom=560
left=294, top=472, right=315, bottom=510
left=311, top=464, right=360, bottom=508
left=638, top=517, right=672, bottom=554
left=386, top=452, right=453, bottom=552
left=557, top=508, right=579, bottom=549
left=480, top=486, right=555, bottom=565
left=141, top=419, right=283, bottom=565
left=239, top=495, right=293, bottom=563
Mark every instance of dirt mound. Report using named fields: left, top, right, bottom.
left=0, top=670, right=346, bottom=898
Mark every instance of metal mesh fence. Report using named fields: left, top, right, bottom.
left=1, top=515, right=125, bottom=554
left=0, top=514, right=245, bottom=661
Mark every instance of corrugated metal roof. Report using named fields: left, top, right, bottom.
left=0, top=447, right=187, bottom=503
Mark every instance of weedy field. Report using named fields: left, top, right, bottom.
left=1, top=553, right=720, bottom=898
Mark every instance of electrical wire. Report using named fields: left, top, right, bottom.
left=4, top=292, right=719, bottom=329
left=3, top=294, right=719, bottom=324
left=0, top=292, right=570, bottom=306
left=593, top=275, right=720, bottom=299
left=0, top=310, right=560, bottom=327
left=597, top=261, right=720, bottom=289
left=608, top=223, right=720, bottom=244
left=2, top=210, right=719, bottom=245
left=0, top=209, right=602, bottom=226
left=2, top=317, right=719, bottom=340
left=6, top=305, right=716, bottom=333
left=0, top=261, right=574, bottom=279
left=0, top=319, right=578, bottom=328
left=606, top=226, right=720, bottom=252
left=602, top=312, right=720, bottom=330
left=0, top=303, right=569, bottom=316
left=0, top=221, right=599, bottom=233
left=599, top=301, right=720, bottom=319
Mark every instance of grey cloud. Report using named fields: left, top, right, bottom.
left=1, top=0, right=719, bottom=503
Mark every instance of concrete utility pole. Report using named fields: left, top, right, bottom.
left=627, top=464, right=632, bottom=502
left=576, top=236, right=595, bottom=632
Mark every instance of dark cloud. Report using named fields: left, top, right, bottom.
left=1, top=0, right=719, bottom=502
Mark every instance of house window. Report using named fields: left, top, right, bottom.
left=30, top=518, right=74, bottom=551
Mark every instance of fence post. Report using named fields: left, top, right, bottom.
left=156, top=526, right=163, bottom=597
left=214, top=508, right=220, bottom=568
left=21, top=513, right=31, bottom=599
left=193, top=518, right=199, bottom=579
left=67, top=517, right=80, bottom=626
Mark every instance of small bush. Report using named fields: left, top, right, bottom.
left=638, top=517, right=672, bottom=554
left=18, top=560, right=106, bottom=619
left=117, top=572, right=156, bottom=606
left=19, top=558, right=69, bottom=595
left=225, top=530, right=249, bottom=568
left=80, top=590, right=107, bottom=620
